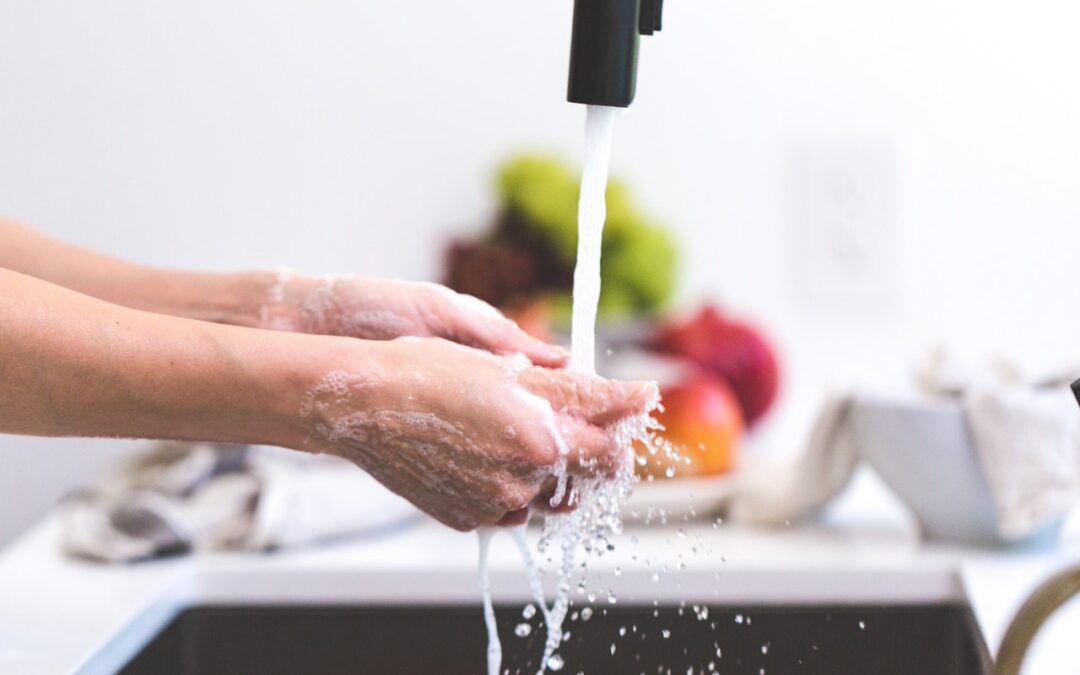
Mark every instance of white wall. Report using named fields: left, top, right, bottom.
left=2, top=0, right=1080, bottom=545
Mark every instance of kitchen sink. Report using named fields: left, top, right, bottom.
left=119, top=602, right=991, bottom=675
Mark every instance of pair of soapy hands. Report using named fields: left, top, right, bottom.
left=266, top=274, right=655, bottom=531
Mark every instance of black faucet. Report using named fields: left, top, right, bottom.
left=568, top=0, right=664, bottom=108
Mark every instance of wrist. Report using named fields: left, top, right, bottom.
left=254, top=270, right=320, bottom=333
left=181, top=269, right=281, bottom=328
left=256, top=331, right=385, bottom=453
left=128, top=268, right=288, bottom=328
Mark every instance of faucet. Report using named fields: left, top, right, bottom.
left=568, top=0, right=664, bottom=107
left=994, top=561, right=1080, bottom=674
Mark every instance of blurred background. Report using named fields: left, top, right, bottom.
left=2, top=0, right=1080, bottom=545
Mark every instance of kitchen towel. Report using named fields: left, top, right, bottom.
left=62, top=443, right=421, bottom=562
left=920, top=352, right=1080, bottom=540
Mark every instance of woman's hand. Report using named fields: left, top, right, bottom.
left=0, top=218, right=565, bottom=366
left=299, top=337, right=655, bottom=531
left=259, top=273, right=568, bottom=368
left=0, top=266, right=653, bottom=532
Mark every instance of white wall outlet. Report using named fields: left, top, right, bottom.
left=789, top=140, right=901, bottom=312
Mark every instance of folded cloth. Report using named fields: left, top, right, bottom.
left=965, top=386, right=1080, bottom=538
left=62, top=443, right=421, bottom=562
left=727, top=396, right=858, bottom=525
left=922, top=352, right=1080, bottom=540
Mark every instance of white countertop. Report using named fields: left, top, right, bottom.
left=1, top=469, right=1079, bottom=674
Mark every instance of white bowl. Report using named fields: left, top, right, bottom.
left=849, top=395, right=1063, bottom=547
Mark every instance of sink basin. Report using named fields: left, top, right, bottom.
left=119, top=603, right=990, bottom=675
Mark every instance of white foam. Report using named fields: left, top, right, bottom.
left=510, top=387, right=572, bottom=507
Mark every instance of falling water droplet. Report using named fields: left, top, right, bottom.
left=515, top=623, right=532, bottom=638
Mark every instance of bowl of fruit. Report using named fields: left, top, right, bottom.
left=615, top=305, right=781, bottom=522
left=442, top=153, right=782, bottom=521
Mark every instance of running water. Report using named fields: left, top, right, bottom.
left=549, top=104, right=617, bottom=510
left=529, top=104, right=622, bottom=674
left=567, top=105, right=618, bottom=375
left=478, top=528, right=502, bottom=675
left=479, top=105, right=655, bottom=675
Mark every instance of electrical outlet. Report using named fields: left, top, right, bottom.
left=789, top=141, right=900, bottom=311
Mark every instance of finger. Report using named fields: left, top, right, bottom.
left=533, top=476, right=579, bottom=513
left=519, top=369, right=657, bottom=425
left=465, top=313, right=569, bottom=368
left=558, top=417, right=625, bottom=477
left=497, top=508, right=531, bottom=527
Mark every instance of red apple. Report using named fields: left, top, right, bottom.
left=640, top=375, right=744, bottom=479
left=649, top=305, right=780, bottom=425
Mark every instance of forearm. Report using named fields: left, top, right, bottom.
left=0, top=267, right=329, bottom=448
left=0, top=216, right=274, bottom=327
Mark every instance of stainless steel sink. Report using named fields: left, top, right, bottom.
left=119, top=602, right=991, bottom=675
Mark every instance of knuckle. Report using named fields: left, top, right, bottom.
left=560, top=376, right=603, bottom=415
left=523, top=437, right=558, bottom=468
left=444, top=512, right=478, bottom=532
left=493, top=483, right=531, bottom=512
left=509, top=484, right=536, bottom=510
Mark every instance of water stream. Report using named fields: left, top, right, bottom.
left=480, top=105, right=630, bottom=675
left=478, top=528, right=503, bottom=675
left=567, top=105, right=618, bottom=377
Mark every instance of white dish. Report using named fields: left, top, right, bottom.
left=623, top=473, right=740, bottom=524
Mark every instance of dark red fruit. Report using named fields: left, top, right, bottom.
left=649, top=306, right=780, bottom=426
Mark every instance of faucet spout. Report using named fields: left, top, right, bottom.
left=567, top=0, right=663, bottom=108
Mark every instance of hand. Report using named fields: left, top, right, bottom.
left=299, top=338, right=655, bottom=531
left=259, top=272, right=568, bottom=368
